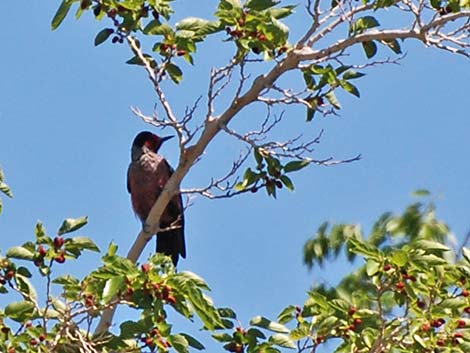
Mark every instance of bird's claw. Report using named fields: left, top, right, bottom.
left=142, top=222, right=153, bottom=234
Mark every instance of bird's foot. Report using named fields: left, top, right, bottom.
left=142, top=222, right=153, bottom=234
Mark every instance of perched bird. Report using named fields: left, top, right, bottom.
left=127, top=131, right=186, bottom=266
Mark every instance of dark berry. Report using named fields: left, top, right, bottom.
left=53, top=236, right=64, bottom=249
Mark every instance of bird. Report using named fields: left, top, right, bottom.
left=127, top=131, right=186, bottom=266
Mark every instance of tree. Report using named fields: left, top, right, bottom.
left=0, top=0, right=469, bottom=351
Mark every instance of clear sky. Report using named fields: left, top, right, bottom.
left=1, top=0, right=469, bottom=350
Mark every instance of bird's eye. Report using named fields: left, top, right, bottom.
left=144, top=140, right=153, bottom=149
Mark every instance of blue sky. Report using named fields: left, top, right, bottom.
left=1, top=0, right=470, bottom=349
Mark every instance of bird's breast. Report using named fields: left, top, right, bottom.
left=128, top=153, right=166, bottom=221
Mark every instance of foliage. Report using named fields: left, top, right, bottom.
left=0, top=216, right=302, bottom=353
left=0, top=196, right=469, bottom=352
left=0, top=167, right=13, bottom=215
left=49, top=0, right=470, bottom=199
left=299, top=196, right=470, bottom=353
left=2, top=0, right=469, bottom=351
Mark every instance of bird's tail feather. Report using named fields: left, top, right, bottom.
left=156, top=229, right=186, bottom=266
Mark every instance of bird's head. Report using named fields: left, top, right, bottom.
left=131, top=131, right=173, bottom=159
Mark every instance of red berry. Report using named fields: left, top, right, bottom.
left=166, top=295, right=177, bottom=304
left=396, top=281, right=405, bottom=290
left=463, top=289, right=470, bottom=297
left=258, top=34, right=267, bottom=41
left=25, top=322, right=33, bottom=328
left=177, top=50, right=187, bottom=56
left=436, top=339, right=445, bottom=346
left=53, top=237, right=64, bottom=249
left=141, top=263, right=150, bottom=273
left=39, top=334, right=46, bottom=342
left=107, top=8, right=117, bottom=18
left=354, top=318, right=362, bottom=325
left=348, top=324, right=356, bottom=331
left=5, top=270, right=15, bottom=280
left=383, top=264, right=392, bottom=271
left=315, top=335, right=325, bottom=344
left=0, top=276, right=6, bottom=285
left=30, top=339, right=38, bottom=346
left=464, top=307, right=470, bottom=314
left=8, top=348, right=16, bottom=353
left=1, top=326, right=10, bottom=334
left=55, top=253, right=66, bottom=264
left=461, top=276, right=467, bottom=285
left=454, top=332, right=464, bottom=338
left=160, top=43, right=170, bottom=51
left=422, top=323, right=431, bottom=331
left=145, top=337, right=154, bottom=346
left=348, top=307, right=357, bottom=315
left=458, top=319, right=466, bottom=328
left=417, top=300, right=426, bottom=309
left=38, top=245, right=47, bottom=257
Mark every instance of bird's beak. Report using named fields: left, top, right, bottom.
left=161, top=135, right=174, bottom=143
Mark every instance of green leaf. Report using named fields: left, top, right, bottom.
left=7, top=246, right=34, bottom=260
left=5, top=301, right=35, bottom=322
left=94, top=28, right=114, bottom=46
left=284, top=160, right=311, bottom=173
left=268, top=5, right=296, bottom=19
left=120, top=321, right=144, bottom=339
left=144, top=21, right=169, bottom=35
left=102, top=276, right=126, bottom=303
left=278, top=305, right=296, bottom=324
left=342, top=70, right=366, bottom=80
left=350, top=16, right=380, bottom=34
left=412, top=189, right=431, bottom=197
left=306, top=107, right=315, bottom=122
left=218, top=307, right=237, bottom=319
left=245, top=0, right=281, bottom=11
left=35, top=222, right=49, bottom=243
left=362, top=41, right=377, bottom=59
left=176, top=17, right=210, bottom=31
left=391, top=250, right=408, bottom=267
left=58, top=216, right=88, bottom=235
left=0, top=181, right=13, bottom=198
left=16, top=275, right=38, bottom=303
left=269, top=334, right=296, bottom=349
left=325, top=91, right=341, bottom=109
left=250, top=316, right=289, bottom=333
left=430, top=0, right=441, bottom=8
left=463, top=248, right=470, bottom=264
left=414, top=240, right=450, bottom=252
left=219, top=0, right=243, bottom=10
left=180, top=333, right=205, bottom=350
left=381, top=39, right=402, bottom=54
left=69, top=236, right=100, bottom=252
left=212, top=333, right=232, bottom=342
left=168, top=334, right=189, bottom=353
left=52, top=0, right=74, bottom=30
left=166, top=63, right=183, bottom=84
left=280, top=175, right=294, bottom=191
left=340, top=80, right=360, bottom=97
left=366, top=259, right=380, bottom=276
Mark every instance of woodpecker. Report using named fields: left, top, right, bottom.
left=127, top=131, right=186, bottom=266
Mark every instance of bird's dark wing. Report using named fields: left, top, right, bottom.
left=156, top=159, right=186, bottom=265
left=126, top=164, right=132, bottom=194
